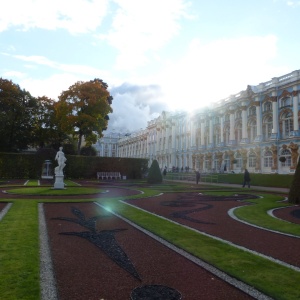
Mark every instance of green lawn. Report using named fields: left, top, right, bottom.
left=0, top=181, right=299, bottom=300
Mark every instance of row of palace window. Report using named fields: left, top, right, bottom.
left=196, top=111, right=296, bottom=147
left=202, top=149, right=292, bottom=170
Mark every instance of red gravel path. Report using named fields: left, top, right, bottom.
left=126, top=192, right=300, bottom=268
left=44, top=202, right=254, bottom=300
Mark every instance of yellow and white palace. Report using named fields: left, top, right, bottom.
left=104, top=70, right=300, bottom=174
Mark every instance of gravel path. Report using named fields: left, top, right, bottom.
left=42, top=202, right=260, bottom=300
left=125, top=193, right=300, bottom=269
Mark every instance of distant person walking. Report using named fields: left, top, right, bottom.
left=196, top=170, right=200, bottom=184
left=243, top=169, right=251, bottom=188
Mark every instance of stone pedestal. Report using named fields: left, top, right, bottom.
left=54, top=174, right=65, bottom=189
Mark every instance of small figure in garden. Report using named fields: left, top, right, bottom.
left=55, top=146, right=67, bottom=175
left=242, top=169, right=251, bottom=188
left=163, top=167, right=167, bottom=176
left=196, top=170, right=200, bottom=184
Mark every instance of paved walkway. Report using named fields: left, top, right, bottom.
left=166, top=179, right=290, bottom=194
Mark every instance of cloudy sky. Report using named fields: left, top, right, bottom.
left=1, top=0, right=300, bottom=133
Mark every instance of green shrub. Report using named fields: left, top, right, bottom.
left=147, top=159, right=162, bottom=184
left=288, top=159, right=300, bottom=203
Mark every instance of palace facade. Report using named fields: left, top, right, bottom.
left=111, top=70, right=300, bottom=174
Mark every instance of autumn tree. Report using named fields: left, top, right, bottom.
left=56, top=79, right=113, bottom=154
left=0, top=78, right=37, bottom=152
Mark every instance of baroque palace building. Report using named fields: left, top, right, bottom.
left=106, top=70, right=300, bottom=174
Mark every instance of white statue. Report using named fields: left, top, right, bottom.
left=55, top=147, right=67, bottom=175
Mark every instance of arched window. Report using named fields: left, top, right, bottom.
left=263, top=150, right=273, bottom=167
left=249, top=152, right=256, bottom=168
left=235, top=122, right=242, bottom=143
left=224, top=125, right=230, bottom=145
left=248, top=119, right=257, bottom=142
left=281, top=111, right=293, bottom=138
left=235, top=152, right=242, bottom=168
left=263, top=116, right=272, bottom=140
left=225, top=114, right=230, bottom=122
left=264, top=102, right=272, bottom=112
left=224, top=153, right=230, bottom=171
left=214, top=127, right=220, bottom=145
left=281, top=97, right=291, bottom=108
left=249, top=106, right=256, bottom=116
left=236, top=110, right=242, bottom=119
left=280, top=149, right=291, bottom=167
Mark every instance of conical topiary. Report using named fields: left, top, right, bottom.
left=288, top=158, right=300, bottom=204
left=147, top=159, right=163, bottom=184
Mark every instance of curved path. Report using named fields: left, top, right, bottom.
left=125, top=192, right=300, bottom=269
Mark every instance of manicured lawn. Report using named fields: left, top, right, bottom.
left=0, top=181, right=299, bottom=300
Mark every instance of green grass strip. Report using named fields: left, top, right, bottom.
left=99, top=195, right=300, bottom=300
left=234, top=194, right=300, bottom=236
left=5, top=186, right=104, bottom=196
left=0, top=201, right=39, bottom=300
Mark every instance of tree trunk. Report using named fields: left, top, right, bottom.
left=77, top=133, right=83, bottom=155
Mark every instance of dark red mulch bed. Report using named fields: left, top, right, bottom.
left=272, top=204, right=300, bottom=225
left=45, top=202, right=254, bottom=300
left=126, top=193, right=300, bottom=268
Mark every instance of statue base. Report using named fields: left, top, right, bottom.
left=53, top=174, right=65, bottom=189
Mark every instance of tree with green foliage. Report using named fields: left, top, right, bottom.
left=147, top=159, right=163, bottom=184
left=56, top=78, right=113, bottom=154
left=288, top=158, right=300, bottom=203
left=80, top=146, right=97, bottom=156
left=0, top=78, right=37, bottom=152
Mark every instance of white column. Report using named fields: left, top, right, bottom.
left=293, top=88, right=299, bottom=131
left=255, top=101, right=262, bottom=136
left=191, top=119, right=195, bottom=148
left=220, top=115, right=224, bottom=144
left=209, top=117, right=213, bottom=145
left=241, top=107, right=248, bottom=139
left=200, top=120, right=205, bottom=146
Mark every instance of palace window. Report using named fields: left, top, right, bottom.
left=264, top=102, right=272, bottom=112
left=235, top=123, right=242, bottom=143
left=224, top=126, right=230, bottom=145
left=263, top=150, right=273, bottom=167
left=249, top=106, right=256, bottom=116
left=280, top=97, right=291, bottom=108
left=248, top=152, right=256, bottom=168
left=281, top=111, right=293, bottom=138
left=263, top=116, right=272, bottom=140
left=236, top=110, right=242, bottom=119
left=248, top=119, right=257, bottom=142
left=213, top=158, right=219, bottom=171
left=214, top=127, right=220, bottom=145
left=235, top=153, right=242, bottom=168
left=280, top=149, right=291, bottom=167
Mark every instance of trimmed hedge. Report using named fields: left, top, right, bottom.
left=147, top=159, right=163, bottom=184
left=0, top=152, right=148, bottom=179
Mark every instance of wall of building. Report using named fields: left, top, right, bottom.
left=113, top=70, right=300, bottom=174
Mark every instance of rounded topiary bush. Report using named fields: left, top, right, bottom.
left=147, top=159, right=163, bottom=184
left=288, top=158, right=300, bottom=204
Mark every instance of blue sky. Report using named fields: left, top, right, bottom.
left=1, top=0, right=300, bottom=133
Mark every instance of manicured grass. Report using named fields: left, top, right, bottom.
left=234, top=193, right=300, bottom=236
left=0, top=201, right=39, bottom=300
left=1, top=181, right=300, bottom=299
left=98, top=188, right=300, bottom=300
left=5, top=186, right=105, bottom=196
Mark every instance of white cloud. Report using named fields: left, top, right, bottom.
left=99, top=0, right=191, bottom=69
left=157, top=34, right=288, bottom=111
left=19, top=73, right=80, bottom=99
left=0, top=0, right=109, bottom=34
left=107, top=83, right=168, bottom=132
